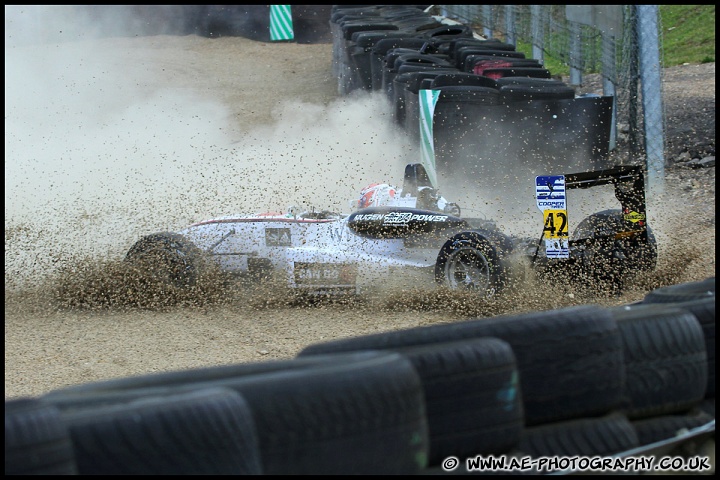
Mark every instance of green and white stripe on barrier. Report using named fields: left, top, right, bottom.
left=419, top=89, right=440, bottom=189
left=270, top=5, right=294, bottom=41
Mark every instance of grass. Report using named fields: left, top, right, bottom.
left=659, top=5, right=716, bottom=66
left=509, top=5, right=715, bottom=76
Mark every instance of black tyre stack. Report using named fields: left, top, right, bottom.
left=330, top=5, right=616, bottom=188
left=6, top=278, right=714, bottom=474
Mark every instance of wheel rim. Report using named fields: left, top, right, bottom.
left=444, top=246, right=493, bottom=294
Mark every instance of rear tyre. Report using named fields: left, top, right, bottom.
left=572, top=209, right=657, bottom=291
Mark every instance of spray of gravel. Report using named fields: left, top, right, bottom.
left=5, top=9, right=412, bottom=297
left=5, top=7, right=714, bottom=319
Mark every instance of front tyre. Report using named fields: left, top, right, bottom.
left=435, top=233, right=502, bottom=298
left=125, top=232, right=204, bottom=288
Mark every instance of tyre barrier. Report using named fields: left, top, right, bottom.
left=516, top=413, right=640, bottom=459
left=39, top=351, right=430, bottom=475
left=393, top=69, right=459, bottom=126
left=331, top=5, right=617, bottom=176
left=332, top=5, right=456, bottom=95
left=631, top=409, right=715, bottom=446
left=456, top=47, right=527, bottom=71
left=399, top=70, right=463, bottom=137
left=642, top=276, right=715, bottom=303
left=395, top=338, right=524, bottom=466
left=5, top=398, right=77, bottom=475
left=472, top=58, right=544, bottom=75
left=642, top=278, right=715, bottom=398
left=7, top=298, right=716, bottom=474
left=693, top=398, right=715, bottom=417
left=371, top=38, right=436, bottom=92
left=609, top=303, right=708, bottom=419
left=61, top=388, right=262, bottom=475
left=482, top=66, right=552, bottom=80
left=300, top=305, right=627, bottom=426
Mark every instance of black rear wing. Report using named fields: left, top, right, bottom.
left=565, top=165, right=648, bottom=250
left=564, top=164, right=647, bottom=218
left=565, top=164, right=650, bottom=243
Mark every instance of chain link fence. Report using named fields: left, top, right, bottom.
left=433, top=5, right=666, bottom=194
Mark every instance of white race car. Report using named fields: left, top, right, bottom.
left=126, top=163, right=657, bottom=298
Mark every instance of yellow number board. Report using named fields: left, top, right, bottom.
left=542, top=209, right=569, bottom=239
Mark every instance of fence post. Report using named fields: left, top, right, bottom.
left=601, top=32, right=618, bottom=151
left=636, top=5, right=665, bottom=196
left=504, top=5, right=516, bottom=47
left=568, top=21, right=582, bottom=86
left=530, top=5, right=544, bottom=63
left=482, top=5, right=493, bottom=38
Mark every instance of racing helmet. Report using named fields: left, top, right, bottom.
left=358, top=183, right=397, bottom=208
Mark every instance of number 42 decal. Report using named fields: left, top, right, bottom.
left=543, top=209, right=569, bottom=239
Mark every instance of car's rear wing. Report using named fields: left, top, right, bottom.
left=532, top=164, right=651, bottom=262
left=564, top=164, right=648, bottom=220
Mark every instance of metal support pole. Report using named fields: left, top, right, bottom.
left=482, top=5, right=493, bottom=38
left=531, top=5, right=544, bottom=64
left=569, top=22, right=583, bottom=87
left=505, top=5, right=516, bottom=47
left=636, top=5, right=665, bottom=197
left=601, top=32, right=618, bottom=151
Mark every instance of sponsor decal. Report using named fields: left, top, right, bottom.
left=624, top=211, right=646, bottom=223
left=353, top=213, right=385, bottom=221
left=353, top=212, right=449, bottom=224
left=536, top=175, right=569, bottom=259
left=535, top=175, right=566, bottom=211
left=265, top=227, right=291, bottom=247
left=294, top=263, right=357, bottom=286
left=537, top=200, right=567, bottom=209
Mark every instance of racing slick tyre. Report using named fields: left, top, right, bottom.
left=571, top=209, right=657, bottom=292
left=516, top=413, right=639, bottom=460
left=396, top=338, right=523, bottom=465
left=60, top=387, right=262, bottom=475
left=435, top=232, right=504, bottom=298
left=42, top=351, right=429, bottom=475
left=642, top=277, right=715, bottom=303
left=125, top=232, right=205, bottom=288
left=300, top=304, right=626, bottom=426
left=609, top=303, right=708, bottom=419
left=631, top=409, right=715, bottom=446
left=5, top=398, right=77, bottom=475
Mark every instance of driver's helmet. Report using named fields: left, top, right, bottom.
left=358, top=183, right=398, bottom=208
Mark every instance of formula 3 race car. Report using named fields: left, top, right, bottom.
left=125, top=162, right=657, bottom=298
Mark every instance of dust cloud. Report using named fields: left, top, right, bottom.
left=4, top=6, right=416, bottom=292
